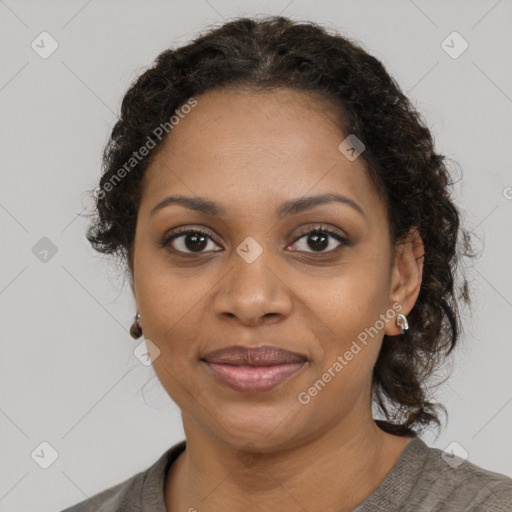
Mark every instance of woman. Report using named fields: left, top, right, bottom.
left=62, top=15, right=512, bottom=512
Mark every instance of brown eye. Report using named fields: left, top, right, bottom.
left=290, top=227, right=349, bottom=253
left=161, top=229, right=222, bottom=254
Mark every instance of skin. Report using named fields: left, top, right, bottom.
left=129, top=87, right=424, bottom=512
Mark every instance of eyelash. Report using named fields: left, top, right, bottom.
left=160, top=226, right=350, bottom=255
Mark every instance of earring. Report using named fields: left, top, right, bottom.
left=130, top=312, right=143, bottom=339
left=396, top=312, right=409, bottom=334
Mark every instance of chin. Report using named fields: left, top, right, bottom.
left=208, top=402, right=310, bottom=451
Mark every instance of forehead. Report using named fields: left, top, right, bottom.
left=140, top=88, right=386, bottom=222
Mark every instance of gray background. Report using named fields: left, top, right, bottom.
left=1, top=0, right=511, bottom=510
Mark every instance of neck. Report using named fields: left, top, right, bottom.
left=165, top=414, right=412, bottom=512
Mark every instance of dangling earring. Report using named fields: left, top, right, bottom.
left=396, top=312, right=409, bottom=334
left=130, top=312, right=143, bottom=339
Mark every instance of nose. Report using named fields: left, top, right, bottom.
left=212, top=251, right=293, bottom=327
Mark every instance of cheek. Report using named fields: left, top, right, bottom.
left=298, top=256, right=389, bottom=335
left=133, top=263, right=212, bottom=396
left=134, top=242, right=208, bottom=330
left=295, top=256, right=389, bottom=383
left=137, top=266, right=207, bottom=406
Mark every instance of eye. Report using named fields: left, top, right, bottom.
left=161, top=225, right=350, bottom=256
left=289, top=227, right=350, bottom=254
left=161, top=228, right=222, bottom=254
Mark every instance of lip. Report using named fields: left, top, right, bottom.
left=201, top=345, right=308, bottom=394
left=202, top=345, right=308, bottom=365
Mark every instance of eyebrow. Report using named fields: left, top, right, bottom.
left=149, top=192, right=365, bottom=219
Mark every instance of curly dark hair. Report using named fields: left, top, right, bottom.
left=86, top=15, right=476, bottom=437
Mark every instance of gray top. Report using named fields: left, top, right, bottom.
left=61, top=435, right=512, bottom=511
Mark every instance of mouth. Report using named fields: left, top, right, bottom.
left=201, top=345, right=308, bottom=394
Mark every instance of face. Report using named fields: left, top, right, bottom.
left=131, top=88, right=410, bottom=452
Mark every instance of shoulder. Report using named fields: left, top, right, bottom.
left=59, top=470, right=145, bottom=512
left=60, top=440, right=186, bottom=512
left=412, top=439, right=512, bottom=511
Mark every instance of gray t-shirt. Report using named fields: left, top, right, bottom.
left=61, top=435, right=512, bottom=511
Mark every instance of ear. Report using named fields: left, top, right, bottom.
left=384, top=227, right=424, bottom=336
